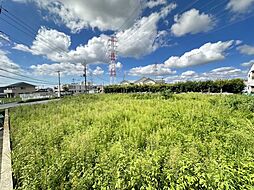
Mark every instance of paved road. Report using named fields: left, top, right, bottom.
left=0, top=99, right=60, bottom=110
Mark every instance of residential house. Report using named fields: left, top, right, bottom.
left=120, top=77, right=165, bottom=86
left=0, top=86, right=6, bottom=98
left=120, top=80, right=131, bottom=85
left=3, top=82, right=36, bottom=98
left=247, top=64, right=254, bottom=93
left=154, top=79, right=166, bottom=84
left=134, top=77, right=157, bottom=85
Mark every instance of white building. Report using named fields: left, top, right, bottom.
left=55, top=82, right=102, bottom=95
left=134, top=77, right=157, bottom=85
left=120, top=80, right=132, bottom=85
left=247, top=64, right=254, bottom=94
left=120, top=77, right=165, bottom=86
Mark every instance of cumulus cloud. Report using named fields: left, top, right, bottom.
left=164, top=41, right=235, bottom=68
left=129, top=64, right=176, bottom=76
left=0, top=50, right=21, bottom=71
left=30, top=62, right=106, bottom=77
left=165, top=67, right=247, bottom=83
left=117, top=3, right=177, bottom=58
left=92, top=66, right=104, bottom=76
left=241, top=60, right=254, bottom=67
left=13, top=27, right=71, bottom=60
left=181, top=70, right=197, bottom=77
left=13, top=27, right=109, bottom=64
left=116, top=62, right=123, bottom=69
left=0, top=33, right=11, bottom=47
left=237, top=44, right=254, bottom=55
left=30, top=62, right=84, bottom=77
left=0, top=49, right=23, bottom=85
left=146, top=0, right=167, bottom=8
left=13, top=4, right=177, bottom=61
left=226, top=0, right=254, bottom=13
left=12, top=0, right=143, bottom=33
left=171, top=9, right=215, bottom=37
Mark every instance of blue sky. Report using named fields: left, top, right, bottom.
left=0, top=0, right=254, bottom=87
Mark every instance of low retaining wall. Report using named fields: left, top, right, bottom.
left=0, top=109, right=13, bottom=190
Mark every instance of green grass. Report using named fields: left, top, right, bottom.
left=10, top=93, right=254, bottom=189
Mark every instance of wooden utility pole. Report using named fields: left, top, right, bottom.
left=83, top=62, right=87, bottom=93
left=57, top=71, right=61, bottom=98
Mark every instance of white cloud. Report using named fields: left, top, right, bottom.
left=117, top=4, right=176, bottom=58
left=204, top=67, right=247, bottom=80
left=164, top=41, right=235, bottom=68
left=0, top=49, right=23, bottom=85
left=171, top=9, right=215, bottom=37
left=146, top=0, right=167, bottom=8
left=13, top=27, right=109, bottom=64
left=30, top=62, right=84, bottom=77
left=0, top=50, right=21, bottom=71
left=241, top=60, right=254, bottom=67
left=92, top=66, right=104, bottom=76
left=129, top=64, right=176, bottom=76
left=13, top=27, right=71, bottom=60
left=165, top=67, right=247, bottom=83
left=0, top=33, right=11, bottom=47
left=30, top=62, right=106, bottom=77
left=237, top=44, right=254, bottom=55
left=181, top=70, right=197, bottom=77
left=226, top=0, right=254, bottom=13
left=13, top=5, right=177, bottom=61
left=116, top=62, right=123, bottom=69
left=12, top=0, right=143, bottom=33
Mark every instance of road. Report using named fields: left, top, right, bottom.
left=0, top=99, right=60, bottom=110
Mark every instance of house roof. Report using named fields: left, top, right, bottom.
left=134, top=77, right=148, bottom=83
left=120, top=80, right=130, bottom=84
left=250, top=64, right=254, bottom=72
left=134, top=77, right=155, bottom=84
left=6, top=82, right=36, bottom=88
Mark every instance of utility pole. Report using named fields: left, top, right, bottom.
left=83, top=62, right=87, bottom=94
left=57, top=71, right=61, bottom=98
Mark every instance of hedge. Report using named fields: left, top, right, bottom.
left=104, top=79, right=245, bottom=94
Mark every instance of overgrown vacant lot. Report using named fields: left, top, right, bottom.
left=10, top=94, right=254, bottom=189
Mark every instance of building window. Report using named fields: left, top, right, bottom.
left=21, top=87, right=26, bottom=90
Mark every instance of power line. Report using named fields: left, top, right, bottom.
left=0, top=67, right=56, bottom=85
left=177, top=0, right=200, bottom=15
left=115, top=0, right=143, bottom=33
left=0, top=74, right=56, bottom=85
left=1, top=7, right=69, bottom=54
left=0, top=7, right=70, bottom=59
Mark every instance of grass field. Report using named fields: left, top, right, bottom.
left=10, top=93, right=254, bottom=189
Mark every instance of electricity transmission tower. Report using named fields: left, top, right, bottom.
left=108, top=35, right=117, bottom=85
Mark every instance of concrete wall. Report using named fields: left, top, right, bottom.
left=0, top=109, right=13, bottom=190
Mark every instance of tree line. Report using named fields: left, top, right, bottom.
left=104, top=79, right=245, bottom=94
